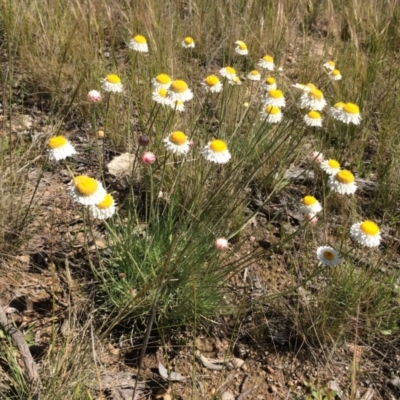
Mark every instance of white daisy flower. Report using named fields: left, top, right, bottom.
left=182, top=37, right=195, bottom=48
left=152, top=88, right=172, bottom=106
left=129, top=35, right=149, bottom=53
left=317, top=246, right=341, bottom=266
left=101, top=74, right=123, bottom=93
left=202, top=75, right=223, bottom=93
left=235, top=40, right=248, bottom=55
left=264, top=89, right=286, bottom=107
left=90, top=193, right=116, bottom=220
left=163, top=131, right=191, bottom=155
left=48, top=136, right=76, bottom=161
left=202, top=139, right=231, bottom=164
left=258, top=54, right=275, bottom=70
left=323, top=61, right=335, bottom=71
left=167, top=80, right=193, bottom=102
left=292, top=82, right=317, bottom=92
left=247, top=70, right=261, bottom=81
left=299, top=195, right=322, bottom=215
left=169, top=100, right=185, bottom=112
left=260, top=105, right=283, bottom=124
left=329, top=102, right=345, bottom=120
left=350, top=220, right=381, bottom=248
left=299, top=89, right=327, bottom=111
left=68, top=176, right=107, bottom=206
left=304, top=111, right=323, bottom=127
left=337, top=103, right=361, bottom=125
left=152, top=73, right=172, bottom=90
left=262, top=77, right=277, bottom=91
left=228, top=76, right=242, bottom=86
left=328, top=170, right=357, bottom=195
left=219, top=66, right=238, bottom=81
left=329, top=69, right=342, bottom=81
left=321, top=159, right=341, bottom=175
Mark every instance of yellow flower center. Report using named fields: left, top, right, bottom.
left=106, top=74, right=121, bottom=84
left=310, top=89, right=323, bottom=100
left=158, top=88, right=168, bottom=97
left=233, top=76, right=241, bottom=84
left=48, top=136, right=68, bottom=149
left=327, top=61, right=335, bottom=67
left=265, top=105, right=280, bottom=115
left=169, top=131, right=187, bottom=145
left=265, top=77, right=275, bottom=85
left=184, top=37, right=193, bottom=45
left=263, top=55, right=274, bottom=62
left=170, top=80, right=189, bottom=93
left=343, top=103, right=360, bottom=115
left=205, top=75, right=220, bottom=86
left=306, top=83, right=317, bottom=90
left=334, top=102, right=345, bottom=109
left=308, top=111, right=321, bottom=119
left=96, top=193, right=113, bottom=209
left=268, top=89, right=283, bottom=99
left=210, top=139, right=227, bottom=153
left=360, top=220, right=380, bottom=236
left=336, top=170, right=355, bottom=184
left=225, top=66, right=236, bottom=75
left=327, top=159, right=340, bottom=168
left=236, top=41, right=247, bottom=50
left=250, top=70, right=260, bottom=76
left=134, top=35, right=147, bottom=44
left=156, top=74, right=171, bottom=84
left=332, top=69, right=341, bottom=76
left=73, top=176, right=99, bottom=196
left=323, top=251, right=335, bottom=261
left=303, top=195, right=317, bottom=206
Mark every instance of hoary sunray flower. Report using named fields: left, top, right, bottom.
left=219, top=66, right=237, bottom=81
left=292, top=82, right=317, bottom=92
left=304, top=111, right=323, bottom=127
left=163, top=131, right=191, bottom=155
left=235, top=40, right=248, bottom=55
left=87, top=90, right=102, bottom=102
left=299, top=88, right=327, bottom=111
left=170, top=99, right=185, bottom=112
left=101, top=74, right=123, bottom=93
left=203, top=75, right=223, bottom=93
left=350, top=220, right=381, bottom=248
left=258, top=54, right=275, bottom=70
left=317, top=246, right=341, bottom=266
left=260, top=105, right=282, bottom=124
left=229, top=75, right=242, bottom=86
left=329, top=69, right=342, bottom=81
left=329, top=102, right=345, bottom=120
left=182, top=36, right=195, bottom=48
left=202, top=139, right=231, bottom=164
left=152, top=73, right=172, bottom=90
left=262, top=77, right=277, bottom=91
left=152, top=88, right=171, bottom=106
left=264, top=89, right=285, bottom=107
left=90, top=193, right=116, bottom=220
left=321, top=158, right=341, bottom=175
left=323, top=61, right=335, bottom=71
left=328, top=170, right=357, bottom=195
left=129, top=35, right=149, bottom=53
left=247, top=70, right=261, bottom=81
left=300, top=195, right=322, bottom=215
left=338, top=103, right=361, bottom=125
left=68, top=175, right=106, bottom=206
left=167, top=80, right=193, bottom=102
left=48, top=136, right=76, bottom=161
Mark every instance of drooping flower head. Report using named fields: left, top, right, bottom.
left=338, top=103, right=361, bottom=125
left=219, top=66, right=237, bottom=81
left=262, top=77, right=277, bottom=91
left=90, top=193, right=116, bottom=220
left=299, top=195, right=322, bottom=215
left=260, top=105, right=282, bottom=124
left=182, top=37, right=195, bottom=48
left=235, top=40, right=248, bottom=55
left=129, top=35, right=149, bottom=53
left=317, top=246, right=341, bottom=266
left=321, top=159, right=341, bottom=175
left=68, top=175, right=106, bottom=206
left=329, top=69, right=342, bottom=81
left=167, top=80, right=193, bottom=102
left=328, top=170, right=357, bottom=195
left=203, top=75, right=223, bottom=93
left=304, top=110, right=323, bottom=127
left=299, top=88, right=327, bottom=111
left=350, top=220, right=381, bottom=248
left=169, top=99, right=185, bottom=112
left=264, top=89, right=285, bottom=107
left=152, top=73, right=172, bottom=90
left=329, top=102, right=345, bottom=120
left=258, top=54, right=275, bottom=70
left=163, top=131, right=191, bottom=155
left=48, top=136, right=77, bottom=161
left=152, top=88, right=171, bottom=106
left=202, top=139, right=231, bottom=164
left=323, top=61, right=335, bottom=71
left=101, top=74, right=123, bottom=93
left=247, top=70, right=261, bottom=81
left=292, top=82, right=317, bottom=92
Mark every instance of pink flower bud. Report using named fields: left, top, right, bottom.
left=138, top=135, right=150, bottom=146
left=305, top=213, right=318, bottom=224
left=215, top=237, right=230, bottom=250
left=310, top=151, right=324, bottom=163
left=141, top=151, right=156, bottom=165
left=87, top=90, right=102, bottom=102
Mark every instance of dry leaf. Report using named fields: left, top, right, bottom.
left=158, top=362, right=187, bottom=382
